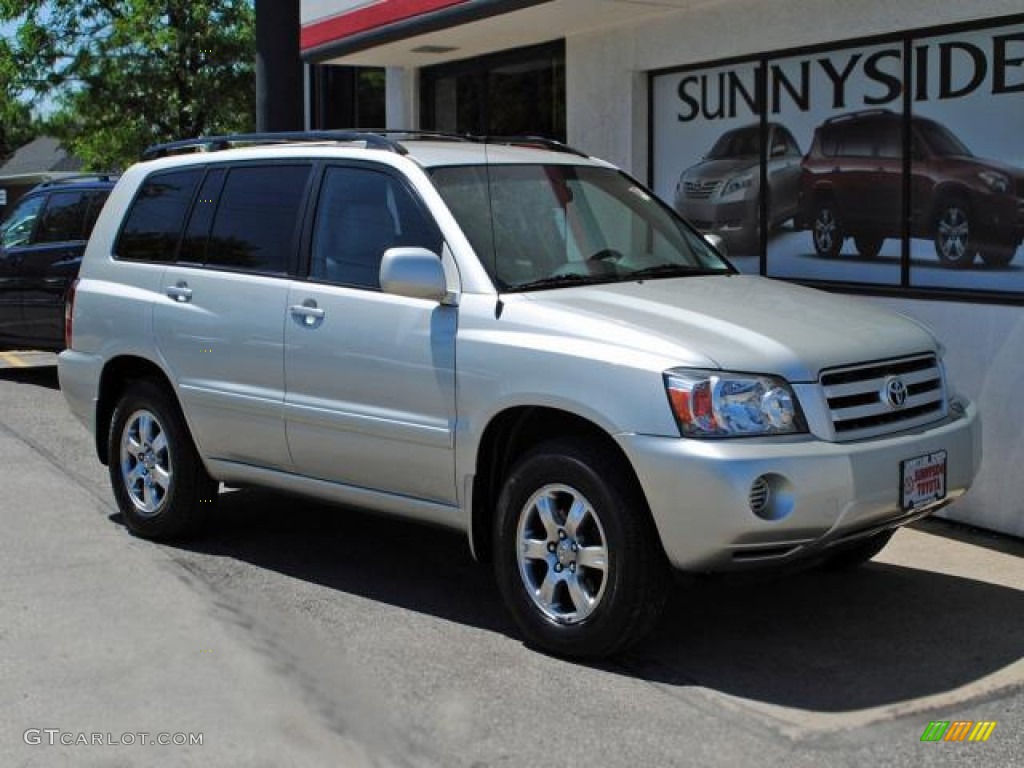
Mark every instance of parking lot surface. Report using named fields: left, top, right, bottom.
left=1, top=357, right=1021, bottom=767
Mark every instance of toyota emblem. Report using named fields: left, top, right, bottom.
left=882, top=376, right=908, bottom=409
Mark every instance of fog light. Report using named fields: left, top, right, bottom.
left=748, top=474, right=794, bottom=521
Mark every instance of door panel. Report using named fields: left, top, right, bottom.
left=153, top=266, right=292, bottom=470
left=284, top=282, right=457, bottom=504
left=283, top=163, right=456, bottom=505
left=0, top=194, right=45, bottom=342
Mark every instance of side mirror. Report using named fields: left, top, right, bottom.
left=379, top=247, right=450, bottom=303
left=704, top=233, right=728, bottom=259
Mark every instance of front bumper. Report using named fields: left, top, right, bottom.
left=618, top=398, right=981, bottom=571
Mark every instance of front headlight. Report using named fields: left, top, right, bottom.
left=720, top=172, right=754, bottom=197
left=663, top=369, right=805, bottom=438
left=978, top=170, right=1010, bottom=194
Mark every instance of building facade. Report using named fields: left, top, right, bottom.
left=300, top=0, right=1024, bottom=537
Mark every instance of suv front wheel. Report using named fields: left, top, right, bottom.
left=108, top=379, right=218, bottom=540
left=933, top=199, right=975, bottom=268
left=493, top=438, right=669, bottom=658
left=812, top=199, right=844, bottom=258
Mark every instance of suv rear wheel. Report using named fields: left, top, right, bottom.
left=493, top=438, right=669, bottom=658
left=108, top=380, right=218, bottom=540
left=853, top=235, right=884, bottom=259
left=933, top=199, right=975, bottom=268
left=812, top=200, right=844, bottom=258
left=979, top=242, right=1017, bottom=268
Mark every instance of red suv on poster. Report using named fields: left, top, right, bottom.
left=799, top=109, right=1024, bottom=268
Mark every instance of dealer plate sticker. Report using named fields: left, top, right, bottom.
left=901, top=450, right=947, bottom=510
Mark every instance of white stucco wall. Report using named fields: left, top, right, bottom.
left=566, top=0, right=1023, bottom=536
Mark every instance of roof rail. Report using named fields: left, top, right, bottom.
left=36, top=173, right=118, bottom=187
left=476, top=135, right=590, bottom=158
left=824, top=108, right=897, bottom=125
left=141, top=129, right=589, bottom=162
left=141, top=131, right=409, bottom=160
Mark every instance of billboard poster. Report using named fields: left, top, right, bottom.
left=651, top=17, right=1024, bottom=297
left=908, top=24, right=1024, bottom=291
left=651, top=61, right=765, bottom=274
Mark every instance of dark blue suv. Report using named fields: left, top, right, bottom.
left=0, top=175, right=115, bottom=350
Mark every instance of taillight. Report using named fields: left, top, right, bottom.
left=65, top=278, right=78, bottom=349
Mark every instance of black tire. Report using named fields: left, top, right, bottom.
left=493, top=438, right=670, bottom=659
left=819, top=530, right=894, bottom=570
left=933, top=198, right=975, bottom=269
left=812, top=199, right=844, bottom=258
left=853, top=235, right=884, bottom=259
left=979, top=242, right=1017, bottom=267
left=108, top=379, right=217, bottom=540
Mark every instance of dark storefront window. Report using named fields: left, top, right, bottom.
left=421, top=40, right=565, bottom=140
left=311, top=65, right=386, bottom=129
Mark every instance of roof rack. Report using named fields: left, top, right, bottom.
left=36, top=173, right=118, bottom=187
left=141, top=131, right=409, bottom=160
left=476, top=135, right=590, bottom=158
left=141, top=129, right=590, bottom=161
left=824, top=109, right=897, bottom=125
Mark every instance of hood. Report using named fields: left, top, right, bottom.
left=513, top=276, right=937, bottom=382
left=683, top=157, right=758, bottom=182
left=944, top=154, right=1024, bottom=182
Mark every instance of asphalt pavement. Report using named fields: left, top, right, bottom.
left=0, top=356, right=1021, bottom=767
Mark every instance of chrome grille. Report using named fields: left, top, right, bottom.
left=821, top=355, right=946, bottom=440
left=683, top=179, right=721, bottom=199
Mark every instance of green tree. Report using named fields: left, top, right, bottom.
left=0, top=36, right=38, bottom=159
left=0, top=1, right=255, bottom=170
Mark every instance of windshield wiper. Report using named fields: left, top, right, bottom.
left=511, top=273, right=618, bottom=292
left=627, top=264, right=729, bottom=280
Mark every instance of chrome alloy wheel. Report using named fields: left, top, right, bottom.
left=120, top=409, right=172, bottom=517
left=936, top=205, right=970, bottom=263
left=813, top=208, right=838, bottom=253
left=516, top=483, right=609, bottom=625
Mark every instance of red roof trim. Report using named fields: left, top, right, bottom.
left=301, top=0, right=470, bottom=52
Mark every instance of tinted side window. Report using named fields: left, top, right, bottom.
left=834, top=122, right=873, bottom=157
left=179, top=169, right=226, bottom=264
left=36, top=191, right=90, bottom=243
left=206, top=165, right=311, bottom=273
left=875, top=121, right=902, bottom=158
left=310, top=166, right=442, bottom=289
left=116, top=170, right=203, bottom=262
left=81, top=191, right=111, bottom=236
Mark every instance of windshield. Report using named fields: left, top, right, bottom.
left=707, top=126, right=760, bottom=159
left=428, top=164, right=732, bottom=291
left=916, top=121, right=973, bottom=158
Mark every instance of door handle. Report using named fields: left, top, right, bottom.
left=289, top=299, right=325, bottom=326
left=166, top=281, right=193, bottom=303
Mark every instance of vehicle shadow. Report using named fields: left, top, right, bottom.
left=163, top=488, right=1023, bottom=714
left=164, top=488, right=516, bottom=637
left=0, top=364, right=60, bottom=390
left=614, top=560, right=1024, bottom=712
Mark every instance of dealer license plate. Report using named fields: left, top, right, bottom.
left=900, top=451, right=947, bottom=511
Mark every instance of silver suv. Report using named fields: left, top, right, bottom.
left=59, top=132, right=981, bottom=658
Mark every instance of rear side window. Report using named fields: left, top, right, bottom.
left=36, top=190, right=100, bottom=243
left=205, top=165, right=311, bottom=273
left=116, top=170, right=203, bottom=262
